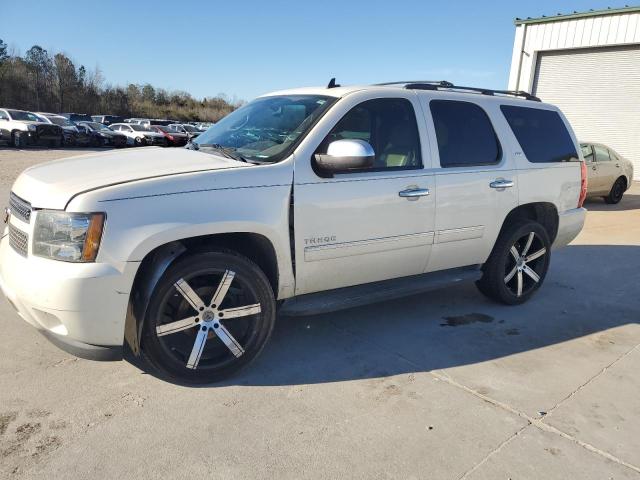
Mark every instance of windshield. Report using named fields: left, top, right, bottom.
left=8, top=110, right=42, bottom=122
left=130, top=124, right=151, bottom=131
left=84, top=121, right=110, bottom=131
left=48, top=116, right=74, bottom=127
left=194, top=95, right=335, bottom=162
left=182, top=124, right=198, bottom=132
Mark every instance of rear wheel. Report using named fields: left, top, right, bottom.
left=604, top=177, right=626, bottom=204
left=142, top=251, right=276, bottom=384
left=476, top=221, right=551, bottom=305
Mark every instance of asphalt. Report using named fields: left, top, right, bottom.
left=0, top=148, right=639, bottom=479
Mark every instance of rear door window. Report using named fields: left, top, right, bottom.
left=429, top=100, right=501, bottom=168
left=501, top=105, right=578, bottom=163
left=594, top=145, right=611, bottom=162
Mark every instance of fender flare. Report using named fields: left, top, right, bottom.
left=124, top=241, right=186, bottom=355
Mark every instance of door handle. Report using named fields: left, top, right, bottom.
left=489, top=179, right=514, bottom=189
left=592, top=166, right=597, bottom=171
left=399, top=188, right=430, bottom=198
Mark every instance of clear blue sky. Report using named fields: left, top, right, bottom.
left=0, top=0, right=628, bottom=101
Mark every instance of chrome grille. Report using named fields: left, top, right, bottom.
left=9, top=192, right=32, bottom=224
left=8, top=223, right=28, bottom=257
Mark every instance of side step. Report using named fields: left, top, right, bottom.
left=280, top=266, right=482, bottom=317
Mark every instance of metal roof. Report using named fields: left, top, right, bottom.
left=514, top=5, right=640, bottom=25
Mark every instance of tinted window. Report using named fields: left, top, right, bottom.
left=320, top=98, right=422, bottom=170
left=501, top=105, right=578, bottom=163
left=430, top=100, right=500, bottom=168
left=581, top=144, right=594, bottom=163
left=0, top=110, right=9, bottom=120
left=594, top=145, right=611, bottom=162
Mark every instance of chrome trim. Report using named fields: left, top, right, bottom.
left=399, top=188, right=430, bottom=198
left=9, top=192, right=32, bottom=224
left=8, top=223, right=28, bottom=257
left=489, top=179, right=515, bottom=189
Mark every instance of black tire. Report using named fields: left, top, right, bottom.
left=141, top=250, right=276, bottom=384
left=476, top=220, right=551, bottom=305
left=604, top=177, right=626, bottom=204
left=134, top=136, right=145, bottom=147
left=12, top=131, right=25, bottom=148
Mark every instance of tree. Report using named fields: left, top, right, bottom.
left=141, top=83, right=156, bottom=103
left=53, top=53, right=77, bottom=112
left=25, top=45, right=54, bottom=110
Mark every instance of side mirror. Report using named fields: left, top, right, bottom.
left=314, top=139, right=375, bottom=173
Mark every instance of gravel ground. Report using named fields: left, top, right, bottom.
left=0, top=147, right=639, bottom=479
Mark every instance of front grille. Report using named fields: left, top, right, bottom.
left=36, top=125, right=61, bottom=136
left=9, top=192, right=32, bottom=224
left=8, top=223, right=28, bottom=257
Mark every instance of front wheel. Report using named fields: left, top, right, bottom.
left=142, top=251, right=276, bottom=384
left=476, top=221, right=551, bottom=305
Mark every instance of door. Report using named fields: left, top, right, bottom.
left=420, top=97, right=518, bottom=272
left=532, top=45, right=640, bottom=178
left=593, top=144, right=615, bottom=194
left=581, top=144, right=601, bottom=193
left=293, top=95, right=435, bottom=295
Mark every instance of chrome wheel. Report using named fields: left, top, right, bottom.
left=155, top=269, right=262, bottom=371
left=503, top=232, right=547, bottom=298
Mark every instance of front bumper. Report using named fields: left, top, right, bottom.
left=0, top=231, right=137, bottom=353
left=553, top=207, right=586, bottom=249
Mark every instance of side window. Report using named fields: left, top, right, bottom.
left=594, top=145, right=611, bottom=162
left=320, top=98, right=422, bottom=170
left=581, top=144, right=594, bottom=162
left=430, top=100, right=501, bottom=168
left=0, top=110, right=8, bottom=121
left=501, top=105, right=578, bottom=163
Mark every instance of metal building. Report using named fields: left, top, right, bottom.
left=508, top=6, right=640, bottom=176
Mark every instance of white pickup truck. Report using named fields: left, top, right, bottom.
left=0, top=81, right=587, bottom=383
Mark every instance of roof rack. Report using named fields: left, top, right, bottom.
left=375, top=80, right=540, bottom=102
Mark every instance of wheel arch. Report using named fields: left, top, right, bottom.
left=498, top=202, right=559, bottom=244
left=124, top=232, right=281, bottom=356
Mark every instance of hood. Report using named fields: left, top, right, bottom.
left=11, top=147, right=247, bottom=209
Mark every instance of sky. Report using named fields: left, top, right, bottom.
left=0, top=0, right=631, bottom=101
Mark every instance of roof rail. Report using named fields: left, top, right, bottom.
left=375, top=80, right=540, bottom=102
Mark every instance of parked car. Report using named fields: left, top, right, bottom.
left=0, top=81, right=586, bottom=384
left=150, top=125, right=189, bottom=147
left=168, top=123, right=202, bottom=138
left=0, top=108, right=63, bottom=147
left=580, top=142, right=634, bottom=204
left=109, top=122, right=166, bottom=146
left=76, top=121, right=128, bottom=148
left=194, top=122, right=213, bottom=131
left=34, top=112, right=80, bottom=146
left=60, top=113, right=94, bottom=123
left=91, top=115, right=125, bottom=126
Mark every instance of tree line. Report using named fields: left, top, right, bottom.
left=0, top=39, right=241, bottom=122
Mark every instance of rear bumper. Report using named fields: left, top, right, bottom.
left=553, top=207, right=586, bottom=249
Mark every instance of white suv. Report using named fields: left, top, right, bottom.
left=0, top=81, right=587, bottom=383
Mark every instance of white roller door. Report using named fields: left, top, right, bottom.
left=532, top=44, right=640, bottom=178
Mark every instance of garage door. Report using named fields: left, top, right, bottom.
left=532, top=44, right=640, bottom=178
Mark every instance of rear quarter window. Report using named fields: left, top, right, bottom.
left=501, top=105, right=578, bottom=163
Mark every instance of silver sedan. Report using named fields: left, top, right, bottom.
left=580, top=142, right=634, bottom=204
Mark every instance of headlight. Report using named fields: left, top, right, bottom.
left=33, top=211, right=105, bottom=262
left=27, top=124, right=37, bottom=132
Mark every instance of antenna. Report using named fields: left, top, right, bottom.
left=327, top=78, right=340, bottom=89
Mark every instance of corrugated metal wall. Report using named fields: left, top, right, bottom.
left=532, top=45, right=640, bottom=176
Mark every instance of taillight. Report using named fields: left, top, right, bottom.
left=578, top=161, right=588, bottom=208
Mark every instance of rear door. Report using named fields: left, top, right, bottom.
left=419, top=95, right=518, bottom=272
left=293, top=92, right=436, bottom=295
left=593, top=144, right=615, bottom=193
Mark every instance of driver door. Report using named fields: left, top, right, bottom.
left=293, top=94, right=436, bottom=295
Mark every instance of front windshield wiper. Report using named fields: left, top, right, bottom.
left=197, top=144, right=256, bottom=164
